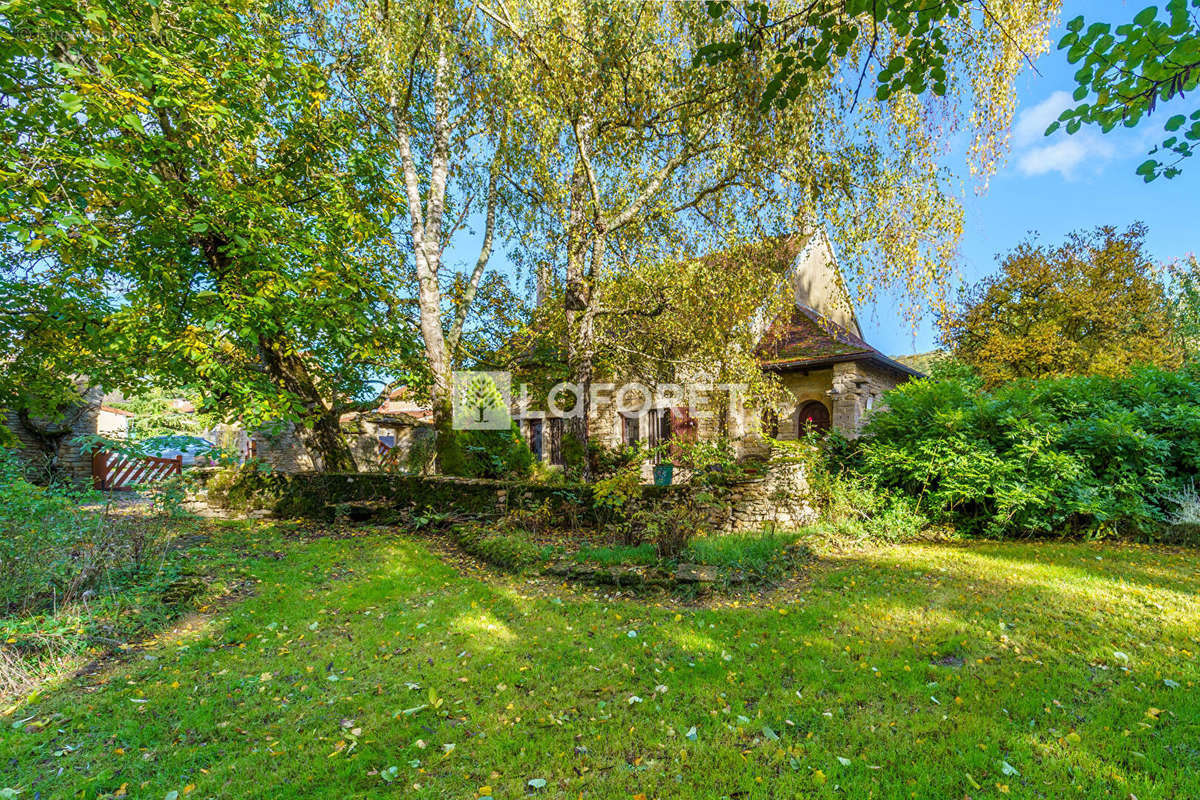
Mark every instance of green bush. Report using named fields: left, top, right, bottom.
left=451, top=523, right=542, bottom=572
left=0, top=453, right=105, bottom=612
left=573, top=543, right=658, bottom=566
left=842, top=366, right=1200, bottom=538
left=683, top=531, right=803, bottom=568
left=455, top=424, right=535, bottom=480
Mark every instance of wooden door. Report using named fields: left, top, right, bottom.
left=796, top=401, right=831, bottom=434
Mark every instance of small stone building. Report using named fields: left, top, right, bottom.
left=3, top=385, right=105, bottom=483
left=755, top=303, right=921, bottom=439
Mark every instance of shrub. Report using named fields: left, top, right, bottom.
left=451, top=523, right=541, bottom=572
left=456, top=424, right=535, bottom=480
left=0, top=462, right=105, bottom=612
left=1165, top=483, right=1200, bottom=545
left=637, top=497, right=710, bottom=559
left=845, top=366, right=1200, bottom=538
left=573, top=543, right=658, bottom=566
left=205, top=458, right=280, bottom=510
left=683, top=531, right=804, bottom=568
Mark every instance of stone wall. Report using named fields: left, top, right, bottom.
left=3, top=388, right=103, bottom=483
left=829, top=360, right=906, bottom=435
left=716, top=455, right=816, bottom=533
left=250, top=423, right=315, bottom=472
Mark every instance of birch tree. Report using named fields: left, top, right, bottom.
left=314, top=0, right=511, bottom=469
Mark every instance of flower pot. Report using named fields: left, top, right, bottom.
left=653, top=463, right=674, bottom=487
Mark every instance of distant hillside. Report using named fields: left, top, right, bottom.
left=892, top=350, right=946, bottom=376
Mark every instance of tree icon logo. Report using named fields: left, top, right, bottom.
left=452, top=371, right=511, bottom=430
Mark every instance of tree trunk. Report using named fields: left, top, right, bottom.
left=304, top=408, right=357, bottom=473
left=257, top=336, right=357, bottom=472
left=564, top=160, right=596, bottom=478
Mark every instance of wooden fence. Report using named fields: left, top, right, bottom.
left=92, top=451, right=183, bottom=491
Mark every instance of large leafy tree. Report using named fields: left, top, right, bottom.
left=1, top=0, right=419, bottom=469
left=1166, top=255, right=1200, bottom=360
left=1050, top=0, right=1200, bottom=181
left=940, top=224, right=1182, bottom=386
left=481, top=0, right=1058, bottom=470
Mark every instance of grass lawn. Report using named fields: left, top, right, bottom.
left=3, top=521, right=1199, bottom=799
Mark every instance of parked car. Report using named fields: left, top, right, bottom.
left=138, top=435, right=218, bottom=467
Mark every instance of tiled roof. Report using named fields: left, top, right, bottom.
left=757, top=304, right=922, bottom=377
left=757, top=304, right=871, bottom=362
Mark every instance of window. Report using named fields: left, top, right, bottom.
left=548, top=417, right=564, bottom=465
left=647, top=407, right=673, bottom=462
left=621, top=414, right=640, bottom=447
left=526, top=419, right=544, bottom=461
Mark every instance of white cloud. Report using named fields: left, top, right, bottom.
left=1017, top=134, right=1116, bottom=178
left=1010, top=91, right=1118, bottom=179
left=1013, top=90, right=1073, bottom=147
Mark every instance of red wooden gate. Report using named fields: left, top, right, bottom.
left=92, top=451, right=183, bottom=491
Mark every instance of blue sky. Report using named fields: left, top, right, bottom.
left=862, top=0, right=1200, bottom=356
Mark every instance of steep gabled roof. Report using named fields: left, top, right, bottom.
left=756, top=304, right=923, bottom=377
left=757, top=304, right=872, bottom=363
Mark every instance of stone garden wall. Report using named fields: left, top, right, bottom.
left=201, top=456, right=816, bottom=534
left=3, top=387, right=103, bottom=483
left=714, top=456, right=816, bottom=533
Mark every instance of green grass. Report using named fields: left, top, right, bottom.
left=3, top=522, right=1200, bottom=799
left=572, top=542, right=658, bottom=565
left=683, top=530, right=803, bottom=568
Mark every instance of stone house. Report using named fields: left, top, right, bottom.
left=520, top=231, right=921, bottom=465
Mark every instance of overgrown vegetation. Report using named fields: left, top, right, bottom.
left=0, top=451, right=221, bottom=698
left=833, top=366, right=1200, bottom=539
left=450, top=523, right=542, bottom=573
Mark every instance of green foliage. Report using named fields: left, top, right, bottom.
left=106, top=389, right=216, bottom=439
left=455, top=424, right=534, bottom=480
left=572, top=543, right=658, bottom=566
left=683, top=531, right=807, bottom=570
left=205, top=460, right=280, bottom=511
left=592, top=461, right=644, bottom=515
left=1051, top=0, right=1200, bottom=180
left=1164, top=483, right=1200, bottom=545
left=451, top=524, right=541, bottom=573
left=844, top=367, right=1200, bottom=538
left=804, top=440, right=931, bottom=544
left=0, top=451, right=102, bottom=612
left=0, top=0, right=421, bottom=469
left=939, top=224, right=1181, bottom=387
left=1166, top=255, right=1200, bottom=361
left=697, top=1, right=968, bottom=109
left=637, top=497, right=709, bottom=560
left=0, top=449, right=217, bottom=698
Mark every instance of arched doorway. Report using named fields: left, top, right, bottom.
left=796, top=400, right=831, bottom=435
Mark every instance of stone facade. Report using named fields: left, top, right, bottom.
left=3, top=387, right=104, bottom=483
left=829, top=360, right=901, bottom=434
